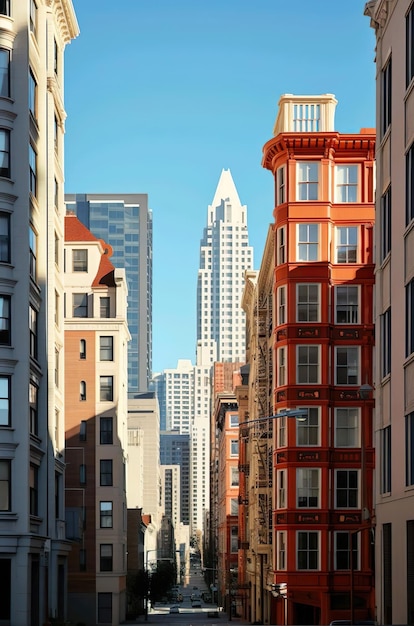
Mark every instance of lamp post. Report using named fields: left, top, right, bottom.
left=239, top=408, right=308, bottom=625
left=350, top=383, right=373, bottom=625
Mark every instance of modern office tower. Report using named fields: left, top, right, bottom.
left=153, top=360, right=195, bottom=433
left=64, top=214, right=130, bottom=626
left=238, top=95, right=376, bottom=625
left=365, top=2, right=414, bottom=623
left=161, top=465, right=181, bottom=531
left=160, top=431, right=191, bottom=525
left=192, top=170, right=253, bottom=538
left=65, top=194, right=152, bottom=394
left=127, top=392, right=162, bottom=554
left=0, top=3, right=78, bottom=625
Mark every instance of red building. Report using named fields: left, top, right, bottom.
left=240, top=95, right=376, bottom=625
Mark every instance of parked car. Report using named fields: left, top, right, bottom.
left=169, top=605, right=180, bottom=614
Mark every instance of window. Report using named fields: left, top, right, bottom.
left=29, top=225, right=37, bottom=279
left=381, top=308, right=391, bottom=378
left=30, top=464, right=39, bottom=516
left=0, top=49, right=10, bottom=98
left=297, top=284, right=319, bottom=322
left=73, top=249, right=87, bottom=272
left=54, top=38, right=59, bottom=75
left=79, top=420, right=87, bottom=442
left=381, top=57, right=391, bottom=136
left=80, top=381, right=86, bottom=401
left=335, top=347, right=359, bottom=385
left=0, top=129, right=10, bottom=177
left=335, top=469, right=358, bottom=508
left=297, top=531, right=319, bottom=570
left=277, top=531, right=287, bottom=570
left=407, top=5, right=414, bottom=86
left=55, top=347, right=59, bottom=387
left=98, top=593, right=112, bottom=624
left=29, top=144, right=37, bottom=196
left=381, top=425, right=391, bottom=493
left=229, top=413, right=238, bottom=427
left=335, top=286, right=359, bottom=324
left=230, top=439, right=238, bottom=456
left=297, top=345, right=319, bottom=384
left=100, top=296, right=110, bottom=318
left=79, top=549, right=86, bottom=572
left=381, top=186, right=391, bottom=261
left=54, top=117, right=59, bottom=153
left=276, top=166, right=286, bottom=205
left=29, top=381, right=38, bottom=435
left=100, top=336, right=114, bottom=361
left=335, top=531, right=358, bottom=570
left=73, top=293, right=88, bottom=318
left=277, top=226, right=286, bottom=264
left=336, top=227, right=357, bottom=263
left=100, top=417, right=113, bottom=444
left=29, top=69, right=37, bottom=118
left=297, top=468, right=319, bottom=508
left=0, top=212, right=10, bottom=263
left=29, top=305, right=37, bottom=359
left=0, top=376, right=10, bottom=426
left=0, top=459, right=10, bottom=511
left=0, top=0, right=10, bottom=16
left=79, top=464, right=86, bottom=485
left=297, top=407, right=319, bottom=446
left=407, top=143, right=414, bottom=225
left=335, top=165, right=358, bottom=202
left=277, top=469, right=286, bottom=508
left=230, top=498, right=238, bottom=515
left=297, top=162, right=318, bottom=200
left=277, top=416, right=287, bottom=448
left=293, top=103, right=320, bottom=131
left=100, top=501, right=113, bottom=528
left=79, top=339, right=86, bottom=359
left=100, top=544, right=113, bottom=572
left=30, top=0, right=37, bottom=34
left=100, top=376, right=113, bottom=402
left=0, top=294, right=10, bottom=344
left=231, top=526, right=238, bottom=553
left=407, top=278, right=414, bottom=356
left=230, top=466, right=239, bottom=487
left=297, top=223, right=318, bottom=261
left=406, top=412, right=414, bottom=486
left=335, top=408, right=359, bottom=447
left=278, top=347, right=286, bottom=387
left=100, top=460, right=113, bottom=486
left=277, top=285, right=286, bottom=325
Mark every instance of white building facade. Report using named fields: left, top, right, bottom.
left=0, top=2, right=78, bottom=624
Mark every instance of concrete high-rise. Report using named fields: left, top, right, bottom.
left=192, top=170, right=253, bottom=537
left=365, top=1, right=414, bottom=623
left=0, top=2, right=78, bottom=624
left=65, top=194, right=152, bottom=393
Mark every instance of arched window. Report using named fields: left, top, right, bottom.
left=80, top=381, right=86, bottom=401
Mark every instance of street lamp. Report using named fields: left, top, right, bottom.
left=350, top=382, right=373, bottom=625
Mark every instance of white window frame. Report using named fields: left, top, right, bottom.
left=277, top=416, right=287, bottom=448
left=297, top=162, right=318, bottom=201
left=277, top=226, right=286, bottom=265
left=297, top=223, right=319, bottom=262
left=296, top=468, right=320, bottom=508
left=229, top=413, right=239, bottom=428
left=277, top=285, right=286, bottom=325
left=296, top=530, right=320, bottom=570
left=230, top=439, right=239, bottom=457
left=335, top=226, right=358, bottom=263
left=230, top=466, right=239, bottom=487
left=276, top=166, right=286, bottom=205
left=334, top=469, right=359, bottom=509
left=334, top=407, right=360, bottom=447
left=335, top=346, right=360, bottom=386
left=335, top=285, right=359, bottom=324
left=277, top=469, right=286, bottom=509
left=277, top=531, right=287, bottom=570
left=296, top=407, right=320, bottom=446
left=278, top=346, right=287, bottom=387
left=296, top=345, right=320, bottom=384
left=296, top=283, right=320, bottom=322
left=335, top=165, right=358, bottom=203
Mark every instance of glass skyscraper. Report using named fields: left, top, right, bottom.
left=65, top=193, right=152, bottom=392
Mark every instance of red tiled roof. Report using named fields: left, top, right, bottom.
left=92, top=246, right=116, bottom=287
left=65, top=212, right=99, bottom=241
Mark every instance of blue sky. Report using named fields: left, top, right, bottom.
left=65, top=0, right=376, bottom=373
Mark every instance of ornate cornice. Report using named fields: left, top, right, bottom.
left=47, top=0, right=79, bottom=44
left=364, top=0, right=395, bottom=31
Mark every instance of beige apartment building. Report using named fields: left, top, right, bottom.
left=0, top=2, right=78, bottom=624
left=365, top=1, right=414, bottom=623
left=64, top=214, right=130, bottom=626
